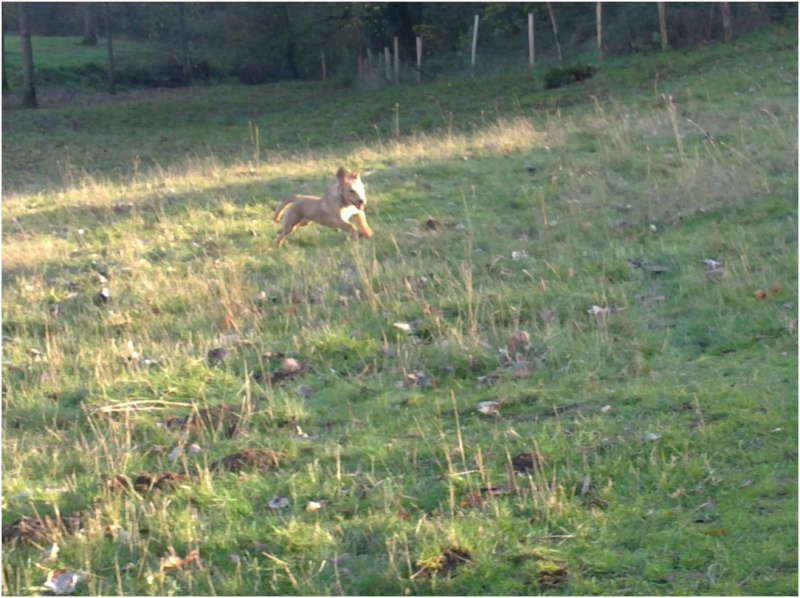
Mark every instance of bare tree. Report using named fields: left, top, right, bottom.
left=104, top=2, right=115, bottom=95
left=81, top=3, right=98, bottom=46
left=18, top=2, right=36, bottom=108
left=178, top=3, right=191, bottom=85
left=546, top=2, right=562, bottom=64
left=2, top=17, right=8, bottom=91
left=657, top=2, right=668, bottom=51
left=720, top=2, right=732, bottom=42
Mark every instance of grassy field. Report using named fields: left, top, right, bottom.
left=2, top=24, right=797, bottom=596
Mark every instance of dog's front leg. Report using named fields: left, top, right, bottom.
left=335, top=220, right=361, bottom=237
left=352, top=212, right=373, bottom=239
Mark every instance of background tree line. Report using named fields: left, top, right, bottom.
left=3, top=2, right=796, bottom=91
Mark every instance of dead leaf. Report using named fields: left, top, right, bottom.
left=160, top=549, right=200, bottom=572
left=207, top=347, right=228, bottom=365
left=306, top=500, right=326, bottom=512
left=755, top=290, right=768, bottom=300
left=256, top=357, right=305, bottom=384
left=41, top=569, right=84, bottom=595
left=511, top=451, right=549, bottom=473
left=281, top=357, right=302, bottom=374
left=460, top=492, right=483, bottom=509
left=187, top=443, right=202, bottom=455
left=27, top=347, right=44, bottom=361
left=702, top=258, right=722, bottom=269
left=398, top=371, right=435, bottom=389
left=508, top=330, right=531, bottom=351
left=511, top=250, right=529, bottom=260
left=588, top=305, right=610, bottom=316
left=477, top=400, right=502, bottom=415
left=644, top=432, right=661, bottom=442
left=424, top=217, right=442, bottom=230
left=475, top=373, right=500, bottom=386
left=268, top=496, right=290, bottom=509
left=40, top=543, right=60, bottom=562
left=393, top=322, right=414, bottom=333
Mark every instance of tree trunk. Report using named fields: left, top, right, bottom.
left=546, top=2, right=562, bottom=64
left=81, top=3, right=98, bottom=46
left=720, top=2, right=732, bottom=42
left=18, top=2, right=36, bottom=108
left=596, top=3, right=602, bottom=61
left=2, top=18, right=8, bottom=91
left=178, top=3, right=191, bottom=85
left=281, top=5, right=298, bottom=79
left=104, top=2, right=115, bottom=95
left=657, top=2, right=668, bottom=51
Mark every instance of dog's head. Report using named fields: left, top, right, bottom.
left=336, top=167, right=367, bottom=210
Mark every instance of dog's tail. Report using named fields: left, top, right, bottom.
left=273, top=197, right=295, bottom=223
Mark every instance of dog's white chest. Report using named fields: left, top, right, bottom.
left=340, top=205, right=361, bottom=221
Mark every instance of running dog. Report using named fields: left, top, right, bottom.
left=273, top=167, right=373, bottom=248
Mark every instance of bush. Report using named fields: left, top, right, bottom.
left=543, top=63, right=597, bottom=89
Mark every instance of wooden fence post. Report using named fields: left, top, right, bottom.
left=596, top=2, right=603, bottom=60
left=393, top=37, right=400, bottom=83
left=471, top=14, right=479, bottom=71
left=528, top=13, right=535, bottom=67
left=416, top=36, right=422, bottom=84
left=320, top=51, right=326, bottom=81
left=384, top=46, right=391, bottom=81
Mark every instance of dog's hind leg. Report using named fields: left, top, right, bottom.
left=275, top=210, right=309, bottom=248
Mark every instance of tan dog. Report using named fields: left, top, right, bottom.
left=273, top=167, right=373, bottom=248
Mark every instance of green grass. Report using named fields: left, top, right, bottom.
left=2, top=25, right=797, bottom=596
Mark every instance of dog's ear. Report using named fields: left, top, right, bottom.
left=336, top=167, right=348, bottom=183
